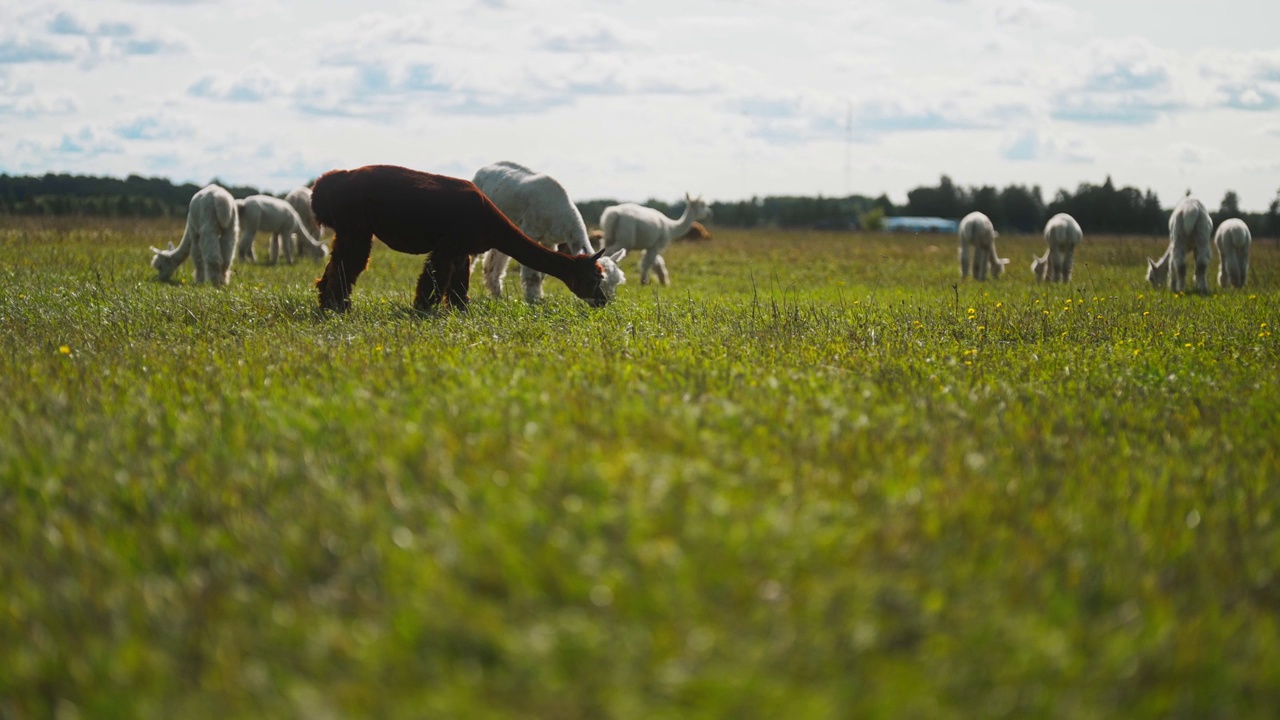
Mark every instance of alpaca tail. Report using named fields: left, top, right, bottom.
left=217, top=196, right=236, bottom=229
left=599, top=206, right=618, bottom=246
left=1180, top=203, right=1203, bottom=236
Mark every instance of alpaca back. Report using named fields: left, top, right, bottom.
left=1044, top=213, right=1081, bottom=251
left=600, top=203, right=670, bottom=251
left=1214, top=218, right=1251, bottom=288
left=313, top=165, right=538, bottom=256
left=1169, top=197, right=1213, bottom=257
left=195, top=185, right=237, bottom=246
left=959, top=211, right=995, bottom=248
left=285, top=187, right=320, bottom=237
left=474, top=161, right=593, bottom=254
left=242, top=195, right=316, bottom=241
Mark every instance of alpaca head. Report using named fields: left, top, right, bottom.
left=685, top=193, right=713, bottom=222
left=298, top=236, right=329, bottom=261
left=1146, top=256, right=1168, bottom=288
left=150, top=242, right=180, bottom=281
left=990, top=256, right=1010, bottom=278
left=566, top=248, right=626, bottom=306
left=1031, top=253, right=1048, bottom=281
left=596, top=248, right=627, bottom=301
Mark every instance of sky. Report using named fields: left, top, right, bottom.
left=2, top=0, right=1279, bottom=210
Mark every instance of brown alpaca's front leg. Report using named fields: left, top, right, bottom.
left=414, top=255, right=447, bottom=312
left=445, top=255, right=471, bottom=309
left=317, top=230, right=373, bottom=312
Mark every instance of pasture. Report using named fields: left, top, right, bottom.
left=2, top=218, right=1279, bottom=718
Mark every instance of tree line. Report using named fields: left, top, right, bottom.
left=2, top=171, right=1277, bottom=237
left=582, top=175, right=1279, bottom=237
left=0, top=173, right=266, bottom=218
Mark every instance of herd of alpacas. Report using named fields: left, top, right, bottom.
left=151, top=163, right=1254, bottom=309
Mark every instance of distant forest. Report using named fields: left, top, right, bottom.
left=1, top=172, right=1277, bottom=237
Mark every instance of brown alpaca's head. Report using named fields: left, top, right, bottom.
left=566, top=248, right=626, bottom=307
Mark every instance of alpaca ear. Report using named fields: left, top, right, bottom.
left=590, top=247, right=606, bottom=261
left=167, top=241, right=176, bottom=250
left=685, top=192, right=692, bottom=202
left=150, top=245, right=163, bottom=254
left=609, top=248, right=627, bottom=262
left=1147, top=258, right=1155, bottom=269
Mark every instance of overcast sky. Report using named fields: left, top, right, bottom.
left=2, top=0, right=1279, bottom=210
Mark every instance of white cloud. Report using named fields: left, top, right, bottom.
left=0, top=0, right=1278, bottom=207
left=988, top=0, right=1078, bottom=30
left=187, top=66, right=290, bottom=103
left=1001, top=128, right=1095, bottom=163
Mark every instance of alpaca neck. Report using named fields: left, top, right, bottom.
left=664, top=203, right=700, bottom=242
left=489, top=222, right=577, bottom=280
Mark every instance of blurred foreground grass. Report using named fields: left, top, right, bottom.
left=1, top=219, right=1278, bottom=718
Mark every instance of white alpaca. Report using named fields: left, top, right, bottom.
left=1032, top=213, right=1083, bottom=283
left=1148, top=196, right=1213, bottom=293
left=150, top=184, right=238, bottom=286
left=599, top=193, right=712, bottom=285
left=958, top=211, right=1009, bottom=280
left=285, top=185, right=325, bottom=249
left=235, top=194, right=328, bottom=265
left=1214, top=218, right=1251, bottom=288
left=472, top=161, right=627, bottom=303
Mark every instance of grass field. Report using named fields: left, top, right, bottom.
left=3, top=218, right=1279, bottom=718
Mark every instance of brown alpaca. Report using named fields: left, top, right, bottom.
left=681, top=221, right=712, bottom=241
left=310, top=165, right=614, bottom=311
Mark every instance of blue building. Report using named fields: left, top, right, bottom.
left=883, top=216, right=959, bottom=233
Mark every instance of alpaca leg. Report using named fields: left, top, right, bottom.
left=959, top=242, right=972, bottom=279
left=973, top=245, right=988, bottom=281
left=191, top=236, right=208, bottom=283
left=639, top=247, right=662, bottom=285
left=1169, top=248, right=1186, bottom=293
left=237, top=223, right=257, bottom=263
left=268, top=233, right=281, bottom=265
left=1061, top=249, right=1074, bottom=283
left=282, top=230, right=295, bottom=265
left=652, top=254, right=669, bottom=286
left=317, top=229, right=373, bottom=312
left=1193, top=247, right=1209, bottom=294
left=1238, top=247, right=1249, bottom=288
left=445, top=255, right=471, bottom=310
left=520, top=263, right=546, bottom=304
left=218, top=224, right=237, bottom=285
left=482, top=250, right=511, bottom=298
left=414, top=254, right=453, bottom=311
left=201, top=234, right=227, bottom=287
left=988, top=246, right=1004, bottom=279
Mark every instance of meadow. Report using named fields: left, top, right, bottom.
left=2, top=218, right=1278, bottom=719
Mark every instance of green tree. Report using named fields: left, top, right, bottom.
left=1218, top=191, right=1243, bottom=222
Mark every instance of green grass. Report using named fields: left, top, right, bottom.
left=2, top=218, right=1279, bottom=719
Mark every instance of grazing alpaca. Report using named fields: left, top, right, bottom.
left=150, top=183, right=238, bottom=286
left=235, top=194, right=329, bottom=265
left=1214, top=218, right=1251, bottom=288
left=310, top=164, right=616, bottom=312
left=681, top=221, right=712, bottom=241
left=600, top=193, right=712, bottom=285
left=473, top=160, right=626, bottom=304
left=1148, top=196, right=1213, bottom=293
left=1032, top=213, right=1083, bottom=283
left=286, top=185, right=325, bottom=246
left=958, top=211, right=1009, bottom=280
